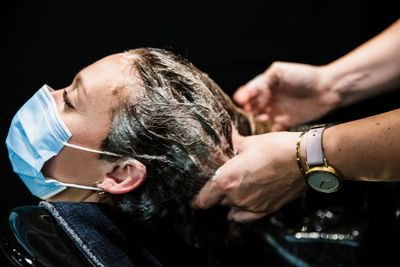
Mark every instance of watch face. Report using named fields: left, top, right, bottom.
left=306, top=171, right=340, bottom=193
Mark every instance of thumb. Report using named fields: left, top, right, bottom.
left=191, top=164, right=227, bottom=210
left=192, top=154, right=242, bottom=209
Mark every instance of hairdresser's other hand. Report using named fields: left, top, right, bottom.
left=193, top=130, right=307, bottom=223
left=234, top=62, right=340, bottom=131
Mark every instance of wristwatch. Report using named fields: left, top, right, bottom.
left=305, top=125, right=342, bottom=193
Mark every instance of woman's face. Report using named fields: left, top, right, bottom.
left=42, top=53, right=137, bottom=187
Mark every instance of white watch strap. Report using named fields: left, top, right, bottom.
left=306, top=126, right=326, bottom=166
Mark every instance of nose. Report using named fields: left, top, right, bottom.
left=49, top=87, right=64, bottom=114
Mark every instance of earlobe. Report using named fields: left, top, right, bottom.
left=97, top=159, right=146, bottom=194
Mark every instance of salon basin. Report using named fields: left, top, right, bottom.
left=2, top=182, right=400, bottom=267
left=1, top=205, right=91, bottom=267
left=180, top=202, right=367, bottom=266
left=176, top=182, right=400, bottom=267
left=0, top=203, right=207, bottom=267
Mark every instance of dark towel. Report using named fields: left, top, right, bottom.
left=40, top=201, right=163, bottom=267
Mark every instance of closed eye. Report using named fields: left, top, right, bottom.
left=63, top=89, right=75, bottom=109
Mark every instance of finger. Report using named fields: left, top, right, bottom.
left=193, top=154, right=243, bottom=209
left=255, top=114, right=269, bottom=122
left=242, top=103, right=254, bottom=112
left=246, top=86, right=272, bottom=114
left=227, top=209, right=269, bottom=223
left=191, top=177, right=225, bottom=209
left=233, top=84, right=258, bottom=105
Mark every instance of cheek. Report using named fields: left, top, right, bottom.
left=64, top=110, right=113, bottom=150
left=42, top=146, right=104, bottom=185
left=66, top=118, right=104, bottom=147
left=51, top=88, right=112, bottom=149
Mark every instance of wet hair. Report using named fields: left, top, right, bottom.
left=101, top=48, right=264, bottom=220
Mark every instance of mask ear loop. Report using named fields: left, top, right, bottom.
left=63, top=142, right=123, bottom=157
left=55, top=142, right=124, bottom=193
left=46, top=180, right=105, bottom=191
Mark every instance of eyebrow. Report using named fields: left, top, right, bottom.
left=74, top=74, right=84, bottom=90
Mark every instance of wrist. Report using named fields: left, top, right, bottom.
left=322, top=125, right=345, bottom=180
left=295, top=131, right=308, bottom=176
left=319, top=61, right=375, bottom=109
left=301, top=125, right=343, bottom=193
left=299, top=132, right=308, bottom=172
left=316, top=64, right=343, bottom=109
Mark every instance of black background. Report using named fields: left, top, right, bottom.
left=1, top=1, right=399, bottom=265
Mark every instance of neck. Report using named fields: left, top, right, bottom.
left=47, top=188, right=102, bottom=203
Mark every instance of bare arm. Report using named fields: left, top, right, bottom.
left=234, top=18, right=400, bottom=130
left=300, top=108, right=400, bottom=182
left=322, top=18, right=400, bottom=107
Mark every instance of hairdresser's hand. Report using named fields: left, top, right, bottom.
left=193, top=130, right=307, bottom=223
left=234, top=62, right=340, bottom=131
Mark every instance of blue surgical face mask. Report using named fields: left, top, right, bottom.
left=5, top=85, right=122, bottom=199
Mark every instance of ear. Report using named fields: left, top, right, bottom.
left=97, top=159, right=147, bottom=194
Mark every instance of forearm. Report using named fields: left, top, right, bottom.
left=300, top=109, right=400, bottom=182
left=320, top=18, right=400, bottom=107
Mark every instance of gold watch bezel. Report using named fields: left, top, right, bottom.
left=305, top=159, right=342, bottom=193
